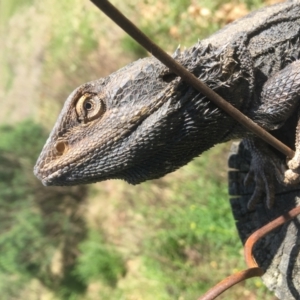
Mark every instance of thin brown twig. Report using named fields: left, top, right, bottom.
left=197, top=267, right=264, bottom=300
left=244, top=205, right=300, bottom=268
left=198, top=205, right=300, bottom=300
left=89, top=0, right=294, bottom=159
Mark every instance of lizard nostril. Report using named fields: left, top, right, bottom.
left=55, top=141, right=68, bottom=155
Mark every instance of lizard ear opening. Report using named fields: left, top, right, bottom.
left=55, top=141, right=68, bottom=155
left=75, top=94, right=105, bottom=123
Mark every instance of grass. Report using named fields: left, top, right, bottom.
left=0, top=0, right=280, bottom=299
left=0, top=0, right=35, bottom=93
left=74, top=230, right=126, bottom=287
left=0, top=0, right=35, bottom=26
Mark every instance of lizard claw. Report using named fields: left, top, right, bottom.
left=245, top=165, right=275, bottom=210
left=244, top=169, right=254, bottom=187
left=245, top=150, right=300, bottom=209
left=243, top=138, right=285, bottom=210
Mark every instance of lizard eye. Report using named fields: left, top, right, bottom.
left=75, top=93, right=105, bottom=122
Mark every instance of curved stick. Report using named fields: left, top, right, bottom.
left=244, top=205, right=300, bottom=268
left=198, top=205, right=300, bottom=300
left=197, top=267, right=264, bottom=300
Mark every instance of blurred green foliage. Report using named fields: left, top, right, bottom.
left=0, top=0, right=34, bottom=25
left=74, top=230, right=126, bottom=286
left=121, top=0, right=266, bottom=56
left=0, top=121, right=53, bottom=296
left=47, top=2, right=98, bottom=67
left=0, top=121, right=86, bottom=299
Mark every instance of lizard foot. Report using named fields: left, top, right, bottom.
left=243, top=138, right=283, bottom=210
left=244, top=159, right=278, bottom=210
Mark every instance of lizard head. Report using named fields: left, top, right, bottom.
left=34, top=43, right=249, bottom=186
left=34, top=56, right=186, bottom=185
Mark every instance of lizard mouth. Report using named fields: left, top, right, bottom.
left=37, top=159, right=128, bottom=186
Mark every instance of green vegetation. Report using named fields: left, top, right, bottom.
left=0, top=0, right=35, bottom=25
left=0, top=121, right=88, bottom=299
left=74, top=230, right=126, bottom=286
left=0, top=0, right=278, bottom=299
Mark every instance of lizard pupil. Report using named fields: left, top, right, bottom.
left=84, top=101, right=93, bottom=110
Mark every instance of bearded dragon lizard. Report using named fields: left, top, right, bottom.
left=34, top=0, right=300, bottom=209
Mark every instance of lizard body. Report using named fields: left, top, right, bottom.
left=34, top=1, right=300, bottom=207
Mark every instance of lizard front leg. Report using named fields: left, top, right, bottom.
left=247, top=60, right=300, bottom=209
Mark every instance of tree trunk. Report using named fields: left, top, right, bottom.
left=228, top=141, right=300, bottom=300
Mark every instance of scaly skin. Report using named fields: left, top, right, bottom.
left=34, top=1, right=300, bottom=208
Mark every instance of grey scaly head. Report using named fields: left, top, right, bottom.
left=34, top=42, right=248, bottom=186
